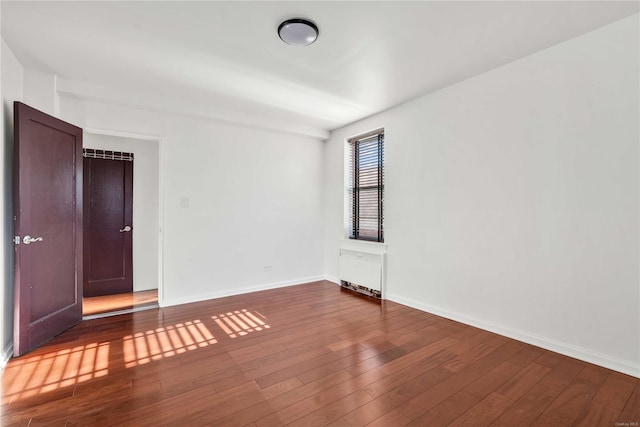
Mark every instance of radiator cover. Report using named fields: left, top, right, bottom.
left=338, top=240, right=387, bottom=298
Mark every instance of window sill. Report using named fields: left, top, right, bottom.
left=340, top=239, right=387, bottom=254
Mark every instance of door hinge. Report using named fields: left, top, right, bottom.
left=13, top=236, right=20, bottom=245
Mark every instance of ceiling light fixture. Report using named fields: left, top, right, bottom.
left=278, top=18, right=319, bottom=46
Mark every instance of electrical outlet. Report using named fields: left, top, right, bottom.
left=263, top=265, right=272, bottom=272
left=180, top=197, right=189, bottom=208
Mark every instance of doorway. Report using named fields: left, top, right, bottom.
left=82, top=132, right=161, bottom=317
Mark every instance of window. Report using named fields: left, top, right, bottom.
left=348, top=130, right=384, bottom=242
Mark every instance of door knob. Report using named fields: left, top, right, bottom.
left=119, top=226, right=132, bottom=233
left=23, top=235, right=44, bottom=245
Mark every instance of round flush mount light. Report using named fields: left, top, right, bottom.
left=278, top=18, right=319, bottom=46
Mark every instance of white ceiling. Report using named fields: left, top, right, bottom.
left=2, top=1, right=638, bottom=139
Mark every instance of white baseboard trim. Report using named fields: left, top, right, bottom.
left=161, top=275, right=325, bottom=308
left=1, top=342, right=13, bottom=370
left=386, top=293, right=639, bottom=379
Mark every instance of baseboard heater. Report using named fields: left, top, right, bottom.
left=338, top=240, right=387, bottom=299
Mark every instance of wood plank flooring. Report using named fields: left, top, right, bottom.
left=2, top=281, right=638, bottom=426
left=83, top=289, right=159, bottom=316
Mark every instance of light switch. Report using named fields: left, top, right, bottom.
left=180, top=197, right=189, bottom=208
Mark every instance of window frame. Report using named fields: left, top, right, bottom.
left=347, top=128, right=385, bottom=243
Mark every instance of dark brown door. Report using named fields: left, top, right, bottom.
left=83, top=155, right=133, bottom=297
left=13, top=102, right=83, bottom=357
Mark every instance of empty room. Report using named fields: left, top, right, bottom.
left=0, top=1, right=638, bottom=426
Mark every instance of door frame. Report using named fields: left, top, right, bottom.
left=84, top=128, right=165, bottom=307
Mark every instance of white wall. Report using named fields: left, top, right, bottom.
left=23, top=69, right=58, bottom=117
left=61, top=97, right=325, bottom=307
left=324, top=15, right=639, bottom=377
left=1, top=38, right=24, bottom=364
left=83, top=133, right=160, bottom=293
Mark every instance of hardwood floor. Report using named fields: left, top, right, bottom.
left=2, top=281, right=638, bottom=426
left=83, top=289, right=159, bottom=316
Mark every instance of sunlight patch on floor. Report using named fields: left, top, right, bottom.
left=123, top=320, right=216, bottom=368
left=211, top=309, right=270, bottom=338
left=2, top=342, right=110, bottom=402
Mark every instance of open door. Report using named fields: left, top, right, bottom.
left=13, top=102, right=83, bottom=357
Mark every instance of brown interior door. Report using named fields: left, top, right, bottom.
left=13, top=102, right=83, bottom=357
left=83, top=155, right=133, bottom=297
